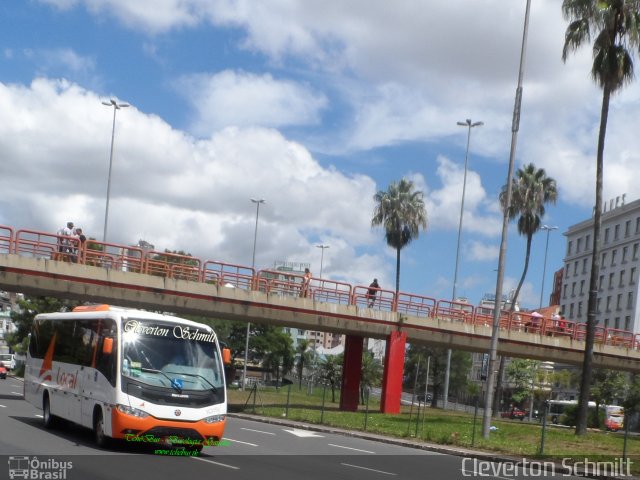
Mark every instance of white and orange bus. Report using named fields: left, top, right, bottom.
left=24, top=305, right=230, bottom=451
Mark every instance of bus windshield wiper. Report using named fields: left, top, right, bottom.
left=162, top=370, right=218, bottom=393
left=140, top=367, right=183, bottom=393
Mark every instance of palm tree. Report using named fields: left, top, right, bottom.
left=319, top=354, right=343, bottom=403
left=499, top=163, right=558, bottom=310
left=371, top=179, right=428, bottom=294
left=562, top=0, right=640, bottom=435
left=493, top=164, right=557, bottom=415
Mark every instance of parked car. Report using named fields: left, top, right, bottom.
left=501, top=407, right=526, bottom=420
left=0, top=362, right=7, bottom=379
left=416, top=393, right=433, bottom=403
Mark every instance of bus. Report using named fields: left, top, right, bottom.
left=24, top=305, right=230, bottom=451
left=547, top=400, right=624, bottom=430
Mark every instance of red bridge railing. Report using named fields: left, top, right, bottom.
left=3, top=224, right=640, bottom=350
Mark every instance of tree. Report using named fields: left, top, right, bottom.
left=499, top=163, right=557, bottom=309
left=561, top=0, right=640, bottom=435
left=404, top=345, right=471, bottom=406
left=296, top=339, right=312, bottom=389
left=261, top=328, right=295, bottom=387
left=319, top=354, right=343, bottom=403
left=590, top=368, right=626, bottom=427
left=494, top=163, right=557, bottom=414
left=360, top=351, right=383, bottom=404
left=371, top=179, right=428, bottom=294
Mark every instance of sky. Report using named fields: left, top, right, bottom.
left=1, top=1, right=639, bottom=312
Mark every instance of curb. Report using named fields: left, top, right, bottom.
left=227, top=412, right=636, bottom=480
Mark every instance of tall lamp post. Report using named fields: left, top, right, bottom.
left=539, top=225, right=558, bottom=309
left=316, top=244, right=330, bottom=278
left=101, top=99, right=129, bottom=243
left=443, top=118, right=483, bottom=410
left=483, top=0, right=532, bottom=439
left=242, top=198, right=265, bottom=391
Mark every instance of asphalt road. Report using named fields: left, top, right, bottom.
left=0, top=376, right=595, bottom=480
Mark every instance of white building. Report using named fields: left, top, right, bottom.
left=561, top=194, right=640, bottom=332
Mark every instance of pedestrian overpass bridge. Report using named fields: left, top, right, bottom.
left=0, top=225, right=639, bottom=413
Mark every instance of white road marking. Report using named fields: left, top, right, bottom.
left=341, top=463, right=396, bottom=476
left=35, top=414, right=43, bottom=418
left=241, top=427, right=276, bottom=435
left=224, top=437, right=258, bottom=446
left=11, top=392, right=21, bottom=395
left=0, top=404, right=5, bottom=408
left=192, top=457, right=239, bottom=469
left=328, top=443, right=375, bottom=454
left=282, top=428, right=324, bottom=438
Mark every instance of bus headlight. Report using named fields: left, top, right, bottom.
left=117, top=404, right=149, bottom=418
left=204, top=415, right=225, bottom=424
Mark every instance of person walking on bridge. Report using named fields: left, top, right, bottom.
left=367, top=278, right=380, bottom=308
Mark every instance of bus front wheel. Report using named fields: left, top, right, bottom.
left=551, top=415, right=559, bottom=425
left=93, top=409, right=110, bottom=448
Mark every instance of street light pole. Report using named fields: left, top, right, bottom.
left=443, top=118, right=483, bottom=410
left=101, top=99, right=129, bottom=243
left=316, top=244, right=330, bottom=278
left=243, top=198, right=265, bottom=391
left=483, top=0, right=532, bottom=439
left=539, top=225, right=558, bottom=309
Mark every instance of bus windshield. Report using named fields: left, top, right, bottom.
left=121, top=318, right=224, bottom=392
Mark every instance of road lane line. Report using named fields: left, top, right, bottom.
left=11, top=392, right=22, bottom=395
left=241, top=427, right=276, bottom=435
left=35, top=414, right=43, bottom=418
left=0, top=404, right=5, bottom=408
left=224, top=437, right=258, bottom=446
left=192, top=457, right=239, bottom=469
left=340, top=463, right=396, bottom=476
left=328, top=444, right=375, bottom=454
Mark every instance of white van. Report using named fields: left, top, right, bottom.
left=0, top=353, right=15, bottom=370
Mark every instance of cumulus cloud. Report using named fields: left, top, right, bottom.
left=0, top=78, right=377, bottom=284
left=177, top=70, right=327, bottom=135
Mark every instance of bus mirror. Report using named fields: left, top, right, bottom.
left=103, top=337, right=113, bottom=355
left=222, top=348, right=231, bottom=365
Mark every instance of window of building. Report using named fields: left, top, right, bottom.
left=598, top=275, right=604, bottom=291
left=625, top=316, right=631, bottom=330
left=605, top=228, right=610, bottom=244
left=604, top=318, right=610, bottom=328
left=571, top=282, right=576, bottom=296
left=576, top=238, right=582, bottom=252
left=611, top=249, right=617, bottom=266
left=628, top=292, right=634, bottom=309
left=631, top=267, right=637, bottom=285
left=620, top=270, right=625, bottom=287
left=570, top=303, right=575, bottom=318
left=597, top=298, right=602, bottom=313
left=601, top=252, right=607, bottom=267
left=617, top=294, right=622, bottom=310
left=582, top=258, right=588, bottom=274
left=578, top=301, right=582, bottom=317
left=580, top=279, right=585, bottom=295
left=606, top=296, right=611, bottom=312
left=567, top=241, right=573, bottom=256
left=636, top=217, right=640, bottom=234
left=614, top=224, right=620, bottom=241
left=609, top=272, right=615, bottom=289
left=634, top=243, right=639, bottom=260
left=615, top=317, right=620, bottom=329
left=626, top=220, right=631, bottom=237
left=623, top=246, right=628, bottom=263
left=586, top=234, right=591, bottom=250
left=573, top=261, right=579, bottom=276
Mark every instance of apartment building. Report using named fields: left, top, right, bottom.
left=561, top=195, right=640, bottom=333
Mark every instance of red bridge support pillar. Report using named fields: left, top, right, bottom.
left=339, top=335, right=364, bottom=411
left=380, top=330, right=406, bottom=414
